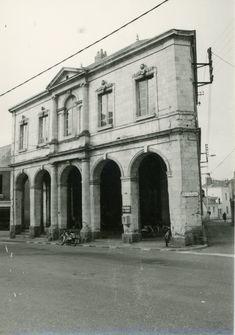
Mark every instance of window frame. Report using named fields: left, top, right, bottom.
left=64, top=96, right=77, bottom=138
left=133, top=64, right=158, bottom=121
left=96, top=80, right=114, bottom=131
left=19, top=117, right=28, bottom=152
left=38, top=111, right=49, bottom=145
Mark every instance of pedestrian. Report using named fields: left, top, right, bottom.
left=222, top=212, right=227, bottom=222
left=164, top=227, right=171, bottom=247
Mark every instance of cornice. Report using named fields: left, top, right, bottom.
left=8, top=29, right=195, bottom=114
left=9, top=90, right=49, bottom=113
left=10, top=127, right=200, bottom=168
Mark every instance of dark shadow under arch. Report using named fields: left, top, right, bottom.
left=138, top=153, right=171, bottom=237
left=100, top=160, right=122, bottom=237
left=15, top=173, right=30, bottom=231
left=60, top=165, right=82, bottom=229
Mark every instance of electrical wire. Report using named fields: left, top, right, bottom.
left=211, top=148, right=235, bottom=173
left=212, top=51, right=235, bottom=68
left=0, top=0, right=169, bottom=98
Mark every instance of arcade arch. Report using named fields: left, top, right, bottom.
left=59, top=165, right=82, bottom=229
left=130, top=152, right=171, bottom=237
left=92, top=159, right=122, bottom=237
left=15, top=172, right=30, bottom=231
left=34, top=169, right=51, bottom=233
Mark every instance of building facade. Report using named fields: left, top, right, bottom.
left=203, top=175, right=231, bottom=220
left=0, top=145, right=11, bottom=230
left=9, top=29, right=203, bottom=246
left=228, top=172, right=235, bottom=224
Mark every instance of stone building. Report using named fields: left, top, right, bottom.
left=0, top=145, right=11, bottom=230
left=228, top=172, right=235, bottom=224
left=203, top=175, right=231, bottom=220
left=9, top=29, right=203, bottom=246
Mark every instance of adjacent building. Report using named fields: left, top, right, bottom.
left=9, top=29, right=203, bottom=246
left=228, top=172, right=235, bottom=224
left=203, top=175, right=231, bottom=220
left=0, top=145, right=11, bottom=230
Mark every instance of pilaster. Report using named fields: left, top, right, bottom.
left=49, top=95, right=58, bottom=153
left=121, top=177, right=141, bottom=243
left=90, top=179, right=100, bottom=239
left=49, top=164, right=59, bottom=239
left=80, top=158, right=92, bottom=242
left=29, top=186, right=40, bottom=238
left=9, top=170, right=15, bottom=238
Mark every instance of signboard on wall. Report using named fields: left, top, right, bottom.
left=122, top=206, right=131, bottom=213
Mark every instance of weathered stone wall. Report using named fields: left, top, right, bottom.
left=9, top=30, right=203, bottom=246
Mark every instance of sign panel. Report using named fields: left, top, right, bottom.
left=182, top=192, right=199, bottom=197
left=122, top=206, right=131, bottom=213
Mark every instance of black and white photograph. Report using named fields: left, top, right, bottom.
left=0, top=1, right=234, bottom=334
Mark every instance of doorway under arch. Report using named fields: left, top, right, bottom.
left=34, top=170, right=51, bottom=234
left=136, top=153, right=170, bottom=237
left=100, top=160, right=122, bottom=237
left=60, top=165, right=82, bottom=230
left=15, top=173, right=30, bottom=231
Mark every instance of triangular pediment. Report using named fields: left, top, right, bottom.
left=47, top=67, right=84, bottom=89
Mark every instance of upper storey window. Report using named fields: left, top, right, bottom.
left=64, top=96, right=76, bottom=136
left=97, top=80, right=114, bottom=129
left=98, top=92, right=113, bottom=127
left=38, top=110, right=48, bottom=144
left=133, top=64, right=157, bottom=120
left=19, top=116, right=28, bottom=151
left=136, top=75, right=155, bottom=117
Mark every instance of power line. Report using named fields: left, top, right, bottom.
left=212, top=51, right=235, bottom=68
left=211, top=148, right=235, bottom=173
left=0, top=0, right=169, bottom=98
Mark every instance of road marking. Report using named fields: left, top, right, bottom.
left=177, top=251, right=234, bottom=258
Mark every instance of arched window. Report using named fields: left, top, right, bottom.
left=64, top=96, right=76, bottom=136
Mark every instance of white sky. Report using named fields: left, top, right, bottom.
left=0, top=0, right=234, bottom=181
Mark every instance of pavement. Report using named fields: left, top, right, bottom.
left=0, top=230, right=208, bottom=252
left=0, top=220, right=233, bottom=254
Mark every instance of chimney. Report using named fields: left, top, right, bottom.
left=95, top=49, right=107, bottom=62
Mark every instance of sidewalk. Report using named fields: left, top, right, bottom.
left=0, top=230, right=207, bottom=252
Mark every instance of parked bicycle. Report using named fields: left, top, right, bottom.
left=60, top=230, right=80, bottom=246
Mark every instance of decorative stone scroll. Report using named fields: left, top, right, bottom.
left=96, top=80, right=113, bottom=93
left=133, top=64, right=155, bottom=79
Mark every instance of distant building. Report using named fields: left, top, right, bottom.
left=0, top=145, right=11, bottom=230
left=203, top=175, right=231, bottom=220
left=228, top=172, right=235, bottom=224
left=9, top=29, right=204, bottom=246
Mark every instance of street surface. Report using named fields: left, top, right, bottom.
left=0, top=223, right=233, bottom=335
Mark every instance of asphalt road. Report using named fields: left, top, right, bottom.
left=0, top=238, right=233, bottom=335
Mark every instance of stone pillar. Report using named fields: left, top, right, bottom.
left=121, top=177, right=141, bottom=243
left=29, top=186, right=40, bottom=238
left=13, top=178, right=23, bottom=235
left=79, top=83, right=90, bottom=147
left=81, top=83, right=89, bottom=132
left=90, top=179, right=100, bottom=239
left=9, top=170, right=16, bottom=238
left=80, top=158, right=92, bottom=242
left=49, top=95, right=58, bottom=153
left=58, top=181, right=67, bottom=231
left=49, top=164, right=59, bottom=239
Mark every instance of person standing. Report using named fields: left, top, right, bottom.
left=222, top=212, right=227, bottom=222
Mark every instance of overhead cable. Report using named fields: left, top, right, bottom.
left=0, top=0, right=169, bottom=98
left=211, top=148, right=235, bottom=173
left=212, top=51, right=235, bottom=68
